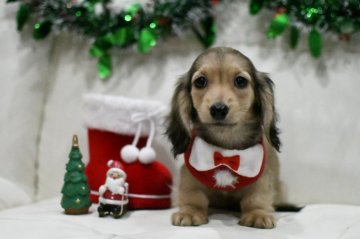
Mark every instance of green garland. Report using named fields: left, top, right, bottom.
left=9, top=0, right=218, bottom=79
left=7, top=0, right=360, bottom=80
left=250, top=0, right=360, bottom=57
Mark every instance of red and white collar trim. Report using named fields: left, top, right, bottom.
left=184, top=137, right=266, bottom=191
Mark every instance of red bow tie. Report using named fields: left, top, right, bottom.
left=213, top=152, right=240, bottom=171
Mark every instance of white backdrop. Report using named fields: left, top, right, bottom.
left=1, top=1, right=359, bottom=209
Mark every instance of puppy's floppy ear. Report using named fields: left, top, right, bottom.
left=256, top=72, right=281, bottom=152
left=165, top=74, right=193, bottom=156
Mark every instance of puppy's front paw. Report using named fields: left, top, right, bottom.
left=172, top=210, right=208, bottom=226
left=238, top=209, right=275, bottom=229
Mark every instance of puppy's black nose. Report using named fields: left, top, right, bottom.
left=210, top=103, right=229, bottom=121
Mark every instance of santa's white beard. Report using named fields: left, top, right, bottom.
left=106, top=177, right=124, bottom=193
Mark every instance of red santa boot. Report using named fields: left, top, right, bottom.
left=120, top=112, right=172, bottom=209
left=84, top=94, right=173, bottom=209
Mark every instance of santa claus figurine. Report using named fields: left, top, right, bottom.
left=97, top=160, right=129, bottom=218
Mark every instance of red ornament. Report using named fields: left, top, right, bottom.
left=211, top=0, right=220, bottom=6
left=274, top=7, right=287, bottom=17
left=277, top=7, right=287, bottom=13
left=339, top=33, right=351, bottom=42
left=158, top=17, right=171, bottom=26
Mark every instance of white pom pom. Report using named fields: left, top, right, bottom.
left=213, top=170, right=237, bottom=188
left=120, top=145, right=139, bottom=163
left=138, top=147, right=156, bottom=164
left=107, top=160, right=114, bottom=168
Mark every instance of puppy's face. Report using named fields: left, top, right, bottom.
left=191, top=51, right=255, bottom=128
left=166, top=47, right=280, bottom=155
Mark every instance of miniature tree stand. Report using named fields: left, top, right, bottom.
left=61, top=135, right=91, bottom=215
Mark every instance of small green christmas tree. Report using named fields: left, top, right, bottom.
left=61, top=135, right=91, bottom=215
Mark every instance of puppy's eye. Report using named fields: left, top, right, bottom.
left=194, top=77, right=207, bottom=89
left=234, top=76, right=248, bottom=88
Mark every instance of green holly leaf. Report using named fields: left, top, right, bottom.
left=98, top=54, right=112, bottom=80
left=89, top=36, right=113, bottom=58
left=33, top=21, right=52, bottom=40
left=202, top=21, right=216, bottom=48
left=249, top=0, right=264, bottom=15
left=192, top=17, right=216, bottom=48
left=290, top=26, right=299, bottom=49
left=126, top=3, right=142, bottom=16
left=89, top=44, right=106, bottom=58
left=308, top=28, right=322, bottom=58
left=138, top=28, right=157, bottom=53
left=101, top=27, right=135, bottom=47
left=16, top=3, right=30, bottom=31
left=266, top=13, right=289, bottom=39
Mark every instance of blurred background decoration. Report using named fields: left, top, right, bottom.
left=7, top=0, right=360, bottom=79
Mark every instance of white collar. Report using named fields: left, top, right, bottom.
left=188, top=137, right=264, bottom=177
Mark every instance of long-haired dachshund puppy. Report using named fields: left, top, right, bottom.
left=166, top=47, right=282, bottom=229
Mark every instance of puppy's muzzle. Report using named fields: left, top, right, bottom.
left=210, top=102, right=229, bottom=121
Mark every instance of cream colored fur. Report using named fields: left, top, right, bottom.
left=167, top=47, right=282, bottom=229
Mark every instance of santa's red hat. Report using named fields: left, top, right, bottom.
left=106, top=160, right=126, bottom=179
